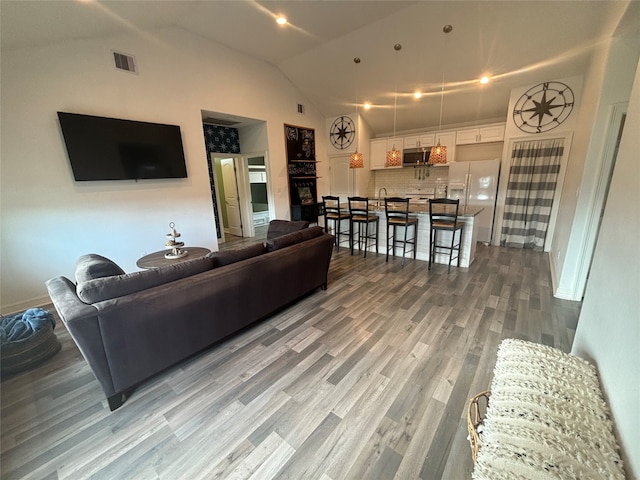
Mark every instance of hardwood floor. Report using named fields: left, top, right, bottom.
left=1, top=242, right=580, bottom=480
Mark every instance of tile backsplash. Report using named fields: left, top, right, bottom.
left=368, top=167, right=449, bottom=197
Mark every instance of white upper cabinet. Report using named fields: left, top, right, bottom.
left=456, top=124, right=505, bottom=145
left=404, top=133, right=434, bottom=149
left=432, top=131, right=456, bottom=163
left=370, top=139, right=387, bottom=170
left=370, top=137, right=404, bottom=170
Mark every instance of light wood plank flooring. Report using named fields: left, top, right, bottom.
left=1, top=242, right=580, bottom=480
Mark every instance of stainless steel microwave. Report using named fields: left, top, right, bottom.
left=402, top=148, right=430, bottom=167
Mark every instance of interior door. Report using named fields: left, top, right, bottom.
left=221, top=158, right=243, bottom=236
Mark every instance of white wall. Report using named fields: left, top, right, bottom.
left=0, top=27, right=328, bottom=313
left=552, top=37, right=639, bottom=300
left=571, top=55, right=640, bottom=480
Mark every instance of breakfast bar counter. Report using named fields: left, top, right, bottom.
left=338, top=201, right=484, bottom=268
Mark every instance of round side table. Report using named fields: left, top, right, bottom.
left=136, top=247, right=211, bottom=269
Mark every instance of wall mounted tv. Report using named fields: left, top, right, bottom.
left=58, top=112, right=188, bottom=181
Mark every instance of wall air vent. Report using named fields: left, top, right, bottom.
left=203, top=117, right=241, bottom=126
left=112, top=51, right=137, bottom=74
left=297, top=104, right=305, bottom=115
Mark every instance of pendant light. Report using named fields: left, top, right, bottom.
left=385, top=43, right=402, bottom=167
left=430, top=25, right=452, bottom=165
left=349, top=57, right=364, bottom=169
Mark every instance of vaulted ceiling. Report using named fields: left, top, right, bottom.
left=2, top=1, right=637, bottom=135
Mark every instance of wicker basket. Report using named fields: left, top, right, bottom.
left=466, top=390, right=490, bottom=463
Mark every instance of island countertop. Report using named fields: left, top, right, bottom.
left=335, top=200, right=483, bottom=267
left=366, top=200, right=484, bottom=217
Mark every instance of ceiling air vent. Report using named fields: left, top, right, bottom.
left=297, top=104, right=305, bottom=115
left=112, top=51, right=137, bottom=74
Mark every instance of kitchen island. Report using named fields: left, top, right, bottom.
left=341, top=200, right=484, bottom=268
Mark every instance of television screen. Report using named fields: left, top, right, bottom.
left=58, top=112, right=188, bottom=181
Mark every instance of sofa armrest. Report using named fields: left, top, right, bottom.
left=45, top=276, right=116, bottom=396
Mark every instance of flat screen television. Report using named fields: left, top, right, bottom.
left=58, top=112, right=188, bottom=181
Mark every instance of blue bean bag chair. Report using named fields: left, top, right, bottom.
left=1, top=308, right=61, bottom=377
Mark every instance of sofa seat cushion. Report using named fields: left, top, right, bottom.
left=473, top=339, right=625, bottom=480
left=266, top=219, right=310, bottom=239
left=206, top=242, right=266, bottom=267
left=266, top=226, right=324, bottom=252
left=75, top=254, right=126, bottom=283
left=77, top=256, right=213, bottom=304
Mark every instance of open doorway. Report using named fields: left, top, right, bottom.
left=578, top=102, right=627, bottom=299
left=211, top=153, right=272, bottom=243
left=201, top=113, right=271, bottom=242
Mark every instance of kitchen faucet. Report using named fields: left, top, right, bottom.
left=377, top=187, right=388, bottom=198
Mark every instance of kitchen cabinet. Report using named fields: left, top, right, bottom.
left=370, top=137, right=404, bottom=170
left=404, top=133, right=434, bottom=149
left=456, top=124, right=505, bottom=145
left=432, top=131, right=456, bottom=163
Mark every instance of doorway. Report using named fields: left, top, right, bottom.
left=499, top=136, right=569, bottom=251
left=578, top=103, right=627, bottom=299
left=211, top=153, right=271, bottom=243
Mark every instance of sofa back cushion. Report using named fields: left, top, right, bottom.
left=77, top=256, right=213, bottom=304
left=265, top=226, right=324, bottom=252
left=266, top=220, right=310, bottom=239
left=75, top=254, right=126, bottom=284
left=206, top=242, right=266, bottom=268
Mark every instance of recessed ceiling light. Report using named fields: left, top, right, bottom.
left=414, top=92, right=422, bottom=99
left=363, top=102, right=371, bottom=110
left=480, top=76, right=490, bottom=84
left=276, top=15, right=287, bottom=25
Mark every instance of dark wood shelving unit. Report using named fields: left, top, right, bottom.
left=284, top=124, right=321, bottom=223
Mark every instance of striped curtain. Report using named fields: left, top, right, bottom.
left=501, top=138, right=564, bottom=251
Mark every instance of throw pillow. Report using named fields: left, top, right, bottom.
left=75, top=254, right=125, bottom=284
left=206, top=242, right=266, bottom=268
left=266, top=220, right=310, bottom=239
left=265, top=226, right=324, bottom=252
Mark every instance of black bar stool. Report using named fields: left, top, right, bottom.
left=429, top=198, right=464, bottom=273
left=348, top=197, right=379, bottom=257
left=384, top=197, right=418, bottom=266
left=322, top=195, right=350, bottom=251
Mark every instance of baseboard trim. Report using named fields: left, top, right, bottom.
left=1, top=294, right=51, bottom=316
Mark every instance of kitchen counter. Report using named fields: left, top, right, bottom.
left=368, top=200, right=483, bottom=217
left=336, top=200, right=484, bottom=267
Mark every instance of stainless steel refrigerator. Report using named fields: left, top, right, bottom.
left=447, top=159, right=500, bottom=244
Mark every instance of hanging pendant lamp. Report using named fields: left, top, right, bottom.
left=386, top=44, right=402, bottom=167
left=430, top=25, right=452, bottom=165
left=350, top=57, right=364, bottom=169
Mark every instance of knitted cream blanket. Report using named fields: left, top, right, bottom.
left=473, top=339, right=625, bottom=480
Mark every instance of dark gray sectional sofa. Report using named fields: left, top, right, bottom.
left=46, top=223, right=334, bottom=410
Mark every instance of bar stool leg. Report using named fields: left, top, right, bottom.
left=413, top=220, right=418, bottom=259
left=390, top=225, right=394, bottom=258
left=428, top=228, right=435, bottom=270
left=447, top=230, right=456, bottom=273
left=350, top=220, right=355, bottom=255
left=457, top=227, right=463, bottom=267
left=402, top=224, right=408, bottom=266
left=386, top=222, right=391, bottom=262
